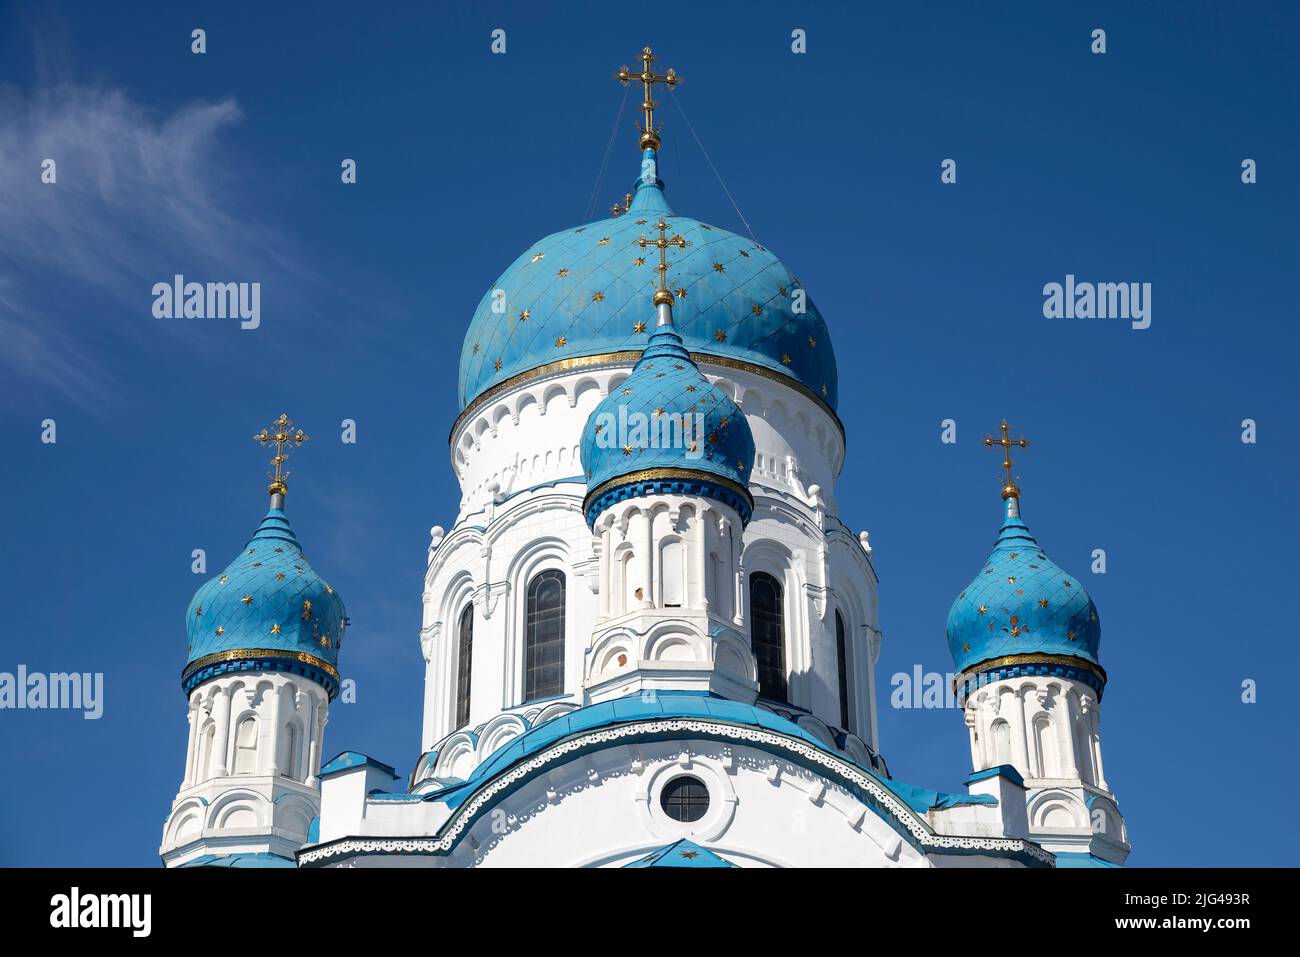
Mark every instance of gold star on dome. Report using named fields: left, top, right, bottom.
left=679, top=850, right=699, bottom=860
left=195, top=605, right=202, bottom=617
left=1063, top=581, right=1072, bottom=588
left=1007, top=576, right=1016, bottom=583
left=557, top=267, right=569, bottom=278
left=635, top=219, right=647, bottom=225
left=751, top=304, right=763, bottom=316
left=555, top=336, right=567, bottom=347
left=780, top=353, right=791, bottom=365
left=700, top=224, right=712, bottom=230
left=712, top=262, right=725, bottom=273
left=215, top=626, right=224, bottom=636
left=275, top=572, right=286, bottom=581
left=714, top=329, right=727, bottom=342
left=519, top=309, right=530, bottom=322
left=653, top=407, right=665, bottom=416
left=1038, top=598, right=1049, bottom=608
left=686, top=384, right=697, bottom=392
left=1009, top=552, right=1019, bottom=559
left=594, top=423, right=603, bottom=434
left=977, top=605, right=988, bottom=615
left=472, top=342, right=480, bottom=354
left=737, top=461, right=746, bottom=471
left=494, top=358, right=503, bottom=371
left=274, top=547, right=284, bottom=553
left=821, top=384, right=827, bottom=396
left=271, top=623, right=281, bottom=635
left=622, top=445, right=634, bottom=455
left=622, top=387, right=632, bottom=395
left=530, top=252, right=544, bottom=263
left=218, top=576, right=228, bottom=585
left=739, top=250, right=749, bottom=258
left=250, top=562, right=262, bottom=568
left=326, top=585, right=333, bottom=594
left=674, top=286, right=687, bottom=299
left=599, top=237, right=610, bottom=246
left=241, top=595, right=253, bottom=605
left=592, top=291, right=605, bottom=302
left=808, top=335, right=816, bottom=348
left=1067, top=629, right=1077, bottom=641
left=779, top=286, right=788, bottom=296
left=633, top=321, right=646, bottom=333
left=963, top=643, right=970, bottom=653
left=634, top=257, right=646, bottom=266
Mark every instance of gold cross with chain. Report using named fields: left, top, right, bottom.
left=984, top=420, right=1029, bottom=500
left=253, top=413, right=308, bottom=496
left=614, top=47, right=681, bottom=151
left=639, top=217, right=688, bottom=306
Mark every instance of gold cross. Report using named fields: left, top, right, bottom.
left=984, top=420, right=1029, bottom=499
left=253, top=413, right=308, bottom=496
left=614, top=47, right=681, bottom=151
left=639, top=218, right=687, bottom=305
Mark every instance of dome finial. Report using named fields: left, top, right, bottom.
left=253, top=413, right=308, bottom=505
left=638, top=217, right=688, bottom=315
left=614, top=46, right=682, bottom=151
left=983, top=419, right=1030, bottom=503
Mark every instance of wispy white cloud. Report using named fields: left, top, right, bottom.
left=0, top=84, right=304, bottom=409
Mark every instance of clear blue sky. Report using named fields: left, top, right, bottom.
left=0, top=1, right=1295, bottom=866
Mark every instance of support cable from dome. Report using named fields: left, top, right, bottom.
left=585, top=82, right=630, bottom=221
left=667, top=87, right=757, bottom=242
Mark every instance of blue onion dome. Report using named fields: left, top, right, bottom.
left=580, top=230, right=756, bottom=528
left=946, top=490, right=1105, bottom=697
left=182, top=419, right=347, bottom=700
left=458, top=146, right=837, bottom=419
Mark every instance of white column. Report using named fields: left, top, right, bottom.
left=306, top=706, right=328, bottom=787
left=1055, top=689, right=1079, bottom=779
left=266, top=683, right=287, bottom=776
left=695, top=507, right=709, bottom=613
left=181, top=698, right=199, bottom=788
left=1092, top=727, right=1109, bottom=791
left=210, top=686, right=232, bottom=777
left=640, top=509, right=654, bottom=607
left=1008, top=688, right=1030, bottom=775
left=733, top=531, right=745, bottom=626
left=599, top=521, right=612, bottom=620
left=1022, top=693, right=1040, bottom=778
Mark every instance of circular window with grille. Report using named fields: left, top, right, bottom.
left=659, top=775, right=710, bottom=823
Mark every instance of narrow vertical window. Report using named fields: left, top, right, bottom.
left=525, top=569, right=566, bottom=701
left=279, top=723, right=298, bottom=779
left=661, top=540, right=684, bottom=607
left=456, top=603, right=474, bottom=728
left=750, top=572, right=787, bottom=702
left=836, top=609, right=851, bottom=731
left=233, top=716, right=258, bottom=774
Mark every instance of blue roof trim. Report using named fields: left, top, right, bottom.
left=958, top=658, right=1106, bottom=701
left=181, top=653, right=341, bottom=701
left=623, top=838, right=737, bottom=868
left=320, top=751, right=398, bottom=778
left=966, top=764, right=1025, bottom=787
left=180, top=852, right=296, bottom=869
left=1054, top=851, right=1122, bottom=868
left=584, top=474, right=753, bottom=527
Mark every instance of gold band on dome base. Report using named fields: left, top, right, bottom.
left=958, top=653, right=1108, bottom=686
left=182, top=647, right=340, bottom=682
left=583, top=467, right=754, bottom=516
left=451, top=350, right=843, bottom=447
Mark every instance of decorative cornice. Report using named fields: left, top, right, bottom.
left=296, top=717, right=1054, bottom=868
left=181, top=648, right=341, bottom=700
left=957, top=654, right=1108, bottom=700
left=583, top=469, right=754, bottom=527
left=451, top=350, right=843, bottom=449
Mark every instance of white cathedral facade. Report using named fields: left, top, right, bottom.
left=159, top=50, right=1129, bottom=869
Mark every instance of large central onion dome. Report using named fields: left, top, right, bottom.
left=458, top=148, right=837, bottom=416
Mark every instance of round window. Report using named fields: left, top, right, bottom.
left=659, top=775, right=710, bottom=823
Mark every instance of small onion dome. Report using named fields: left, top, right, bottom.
left=580, top=298, right=755, bottom=528
left=945, top=495, right=1105, bottom=696
left=183, top=506, right=347, bottom=699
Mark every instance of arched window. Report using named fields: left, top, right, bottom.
left=524, top=569, right=566, bottom=702
left=661, top=540, right=684, bottom=607
left=750, top=572, right=787, bottom=702
left=233, top=716, right=258, bottom=774
left=992, top=719, right=1012, bottom=766
left=279, top=723, right=298, bottom=779
left=456, top=604, right=474, bottom=728
left=835, top=610, right=851, bottom=731
left=199, top=723, right=215, bottom=781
